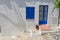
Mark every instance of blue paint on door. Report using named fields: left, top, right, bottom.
left=26, top=7, right=35, bottom=19
left=39, top=5, right=48, bottom=25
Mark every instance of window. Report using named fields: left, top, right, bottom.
left=26, top=7, right=35, bottom=19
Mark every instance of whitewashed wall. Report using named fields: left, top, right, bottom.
left=0, top=0, right=57, bottom=36
left=48, top=3, right=59, bottom=26
left=0, top=1, right=25, bottom=36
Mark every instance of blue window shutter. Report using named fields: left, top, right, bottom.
left=26, top=7, right=35, bottom=19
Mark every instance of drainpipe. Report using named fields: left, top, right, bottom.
left=59, top=8, right=60, bottom=25
left=59, top=8, right=60, bottom=21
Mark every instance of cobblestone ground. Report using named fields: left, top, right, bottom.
left=0, top=33, right=54, bottom=40
left=0, top=32, right=60, bottom=40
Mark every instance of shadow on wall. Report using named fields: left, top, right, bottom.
left=0, top=0, right=20, bottom=27
left=0, top=0, right=53, bottom=9
left=0, top=0, right=26, bottom=34
left=0, top=13, right=19, bottom=27
left=0, top=0, right=26, bottom=27
left=0, top=0, right=24, bottom=35
left=26, top=0, right=53, bottom=2
left=0, top=0, right=26, bottom=9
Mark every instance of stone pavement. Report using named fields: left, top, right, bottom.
left=0, top=32, right=55, bottom=40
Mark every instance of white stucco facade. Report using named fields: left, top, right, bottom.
left=0, top=0, right=59, bottom=36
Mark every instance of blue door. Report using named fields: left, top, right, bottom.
left=39, top=5, right=48, bottom=25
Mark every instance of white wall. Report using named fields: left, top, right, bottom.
left=0, top=1, right=25, bottom=36
left=0, top=0, right=58, bottom=36
left=48, top=3, right=59, bottom=26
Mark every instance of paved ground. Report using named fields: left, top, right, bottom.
left=0, top=26, right=60, bottom=40
left=0, top=32, right=60, bottom=40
